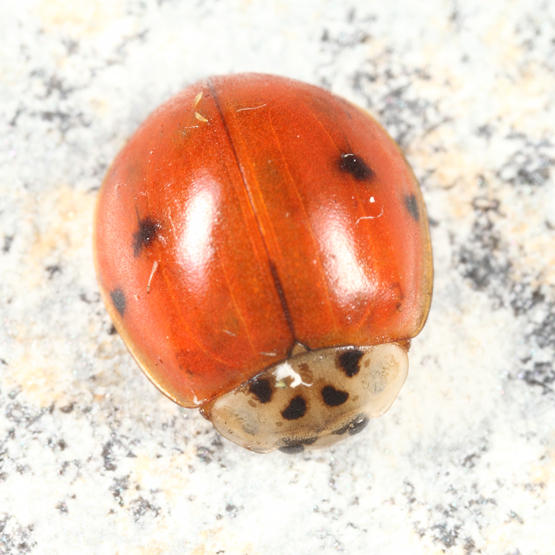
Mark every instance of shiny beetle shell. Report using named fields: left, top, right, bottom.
left=94, top=73, right=433, bottom=453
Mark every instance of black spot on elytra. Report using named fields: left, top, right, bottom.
left=338, top=349, right=363, bottom=377
left=404, top=194, right=420, bottom=221
left=321, top=385, right=349, bottom=406
left=133, top=217, right=160, bottom=256
left=281, top=396, right=307, bottom=420
left=110, top=288, right=126, bottom=316
left=248, top=378, right=273, bottom=403
left=339, top=153, right=374, bottom=180
left=333, top=414, right=369, bottom=436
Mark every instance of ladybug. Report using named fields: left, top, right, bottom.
left=94, top=73, right=433, bottom=453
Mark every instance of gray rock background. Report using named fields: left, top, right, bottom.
left=1, top=0, right=554, bottom=553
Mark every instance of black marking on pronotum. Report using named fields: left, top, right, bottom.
left=279, top=436, right=318, bottom=454
left=339, top=153, right=374, bottom=180
left=300, top=436, right=318, bottom=445
left=281, top=396, right=307, bottom=420
left=348, top=414, right=369, bottom=435
left=321, top=385, right=349, bottom=407
left=332, top=414, right=369, bottom=436
left=332, top=421, right=350, bottom=435
left=110, top=288, right=126, bottom=316
left=248, top=377, right=273, bottom=404
left=338, top=349, right=363, bottom=377
left=404, top=194, right=420, bottom=221
left=279, top=444, right=305, bottom=454
left=133, top=217, right=161, bottom=256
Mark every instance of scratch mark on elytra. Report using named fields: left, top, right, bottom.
left=236, top=103, right=267, bottom=113
left=147, top=260, right=159, bottom=293
left=356, top=207, right=384, bottom=224
left=166, top=208, right=177, bottom=236
left=193, top=91, right=203, bottom=108
left=181, top=125, right=200, bottom=135
left=194, top=112, right=209, bottom=122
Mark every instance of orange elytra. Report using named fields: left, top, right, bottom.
left=94, top=73, right=433, bottom=453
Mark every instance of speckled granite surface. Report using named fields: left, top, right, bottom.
left=1, top=1, right=554, bottom=553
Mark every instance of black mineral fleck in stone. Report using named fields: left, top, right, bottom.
left=110, top=288, right=126, bottom=316
left=45, top=264, right=61, bottom=279
left=339, top=153, right=374, bottom=180
left=133, top=217, right=160, bottom=256
left=248, top=378, right=273, bottom=404
left=59, top=403, right=74, bottom=414
left=338, top=349, right=363, bottom=377
left=404, top=194, right=420, bottom=221
left=2, top=234, right=13, bottom=253
left=281, top=396, right=307, bottom=420
left=321, top=385, right=349, bottom=406
left=101, top=440, right=117, bottom=471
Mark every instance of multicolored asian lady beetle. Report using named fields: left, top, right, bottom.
left=94, top=73, right=433, bottom=453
